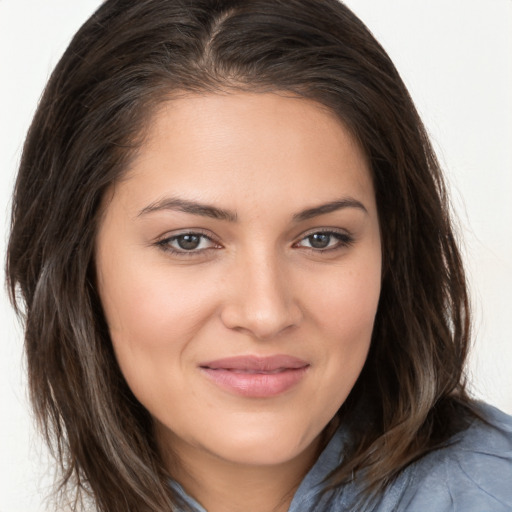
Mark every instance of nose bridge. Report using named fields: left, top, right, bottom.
left=220, top=244, right=301, bottom=339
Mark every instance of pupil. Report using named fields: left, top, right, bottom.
left=177, top=234, right=201, bottom=250
left=309, top=233, right=330, bottom=249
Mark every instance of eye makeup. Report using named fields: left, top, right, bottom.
left=154, top=227, right=355, bottom=258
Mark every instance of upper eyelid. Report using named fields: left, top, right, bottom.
left=295, top=227, right=351, bottom=240
left=155, top=229, right=218, bottom=243
left=153, top=231, right=221, bottom=255
left=156, top=227, right=348, bottom=238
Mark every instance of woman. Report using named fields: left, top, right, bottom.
left=6, top=0, right=512, bottom=511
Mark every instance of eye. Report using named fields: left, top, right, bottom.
left=295, top=230, right=353, bottom=251
left=156, top=232, right=219, bottom=254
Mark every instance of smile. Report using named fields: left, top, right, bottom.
left=199, top=355, right=310, bottom=397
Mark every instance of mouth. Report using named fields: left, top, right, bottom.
left=199, top=355, right=310, bottom=397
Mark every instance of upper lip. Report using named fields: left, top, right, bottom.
left=199, top=355, right=309, bottom=371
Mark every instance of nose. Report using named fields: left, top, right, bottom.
left=219, top=250, right=303, bottom=340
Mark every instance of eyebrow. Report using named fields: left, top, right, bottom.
left=137, top=197, right=238, bottom=222
left=137, top=196, right=367, bottom=222
left=292, top=198, right=368, bottom=222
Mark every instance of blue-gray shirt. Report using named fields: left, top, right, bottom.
left=171, top=402, right=512, bottom=511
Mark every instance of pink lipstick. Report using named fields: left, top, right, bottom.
left=199, top=355, right=309, bottom=397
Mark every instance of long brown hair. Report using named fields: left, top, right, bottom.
left=6, top=0, right=473, bottom=510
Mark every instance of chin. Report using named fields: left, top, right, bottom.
left=201, top=422, right=319, bottom=467
left=215, top=440, right=306, bottom=467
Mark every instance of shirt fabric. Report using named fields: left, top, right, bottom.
left=171, top=402, right=512, bottom=511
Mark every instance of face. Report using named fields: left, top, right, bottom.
left=95, top=92, right=381, bottom=470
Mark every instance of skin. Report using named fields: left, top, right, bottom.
left=95, top=92, right=382, bottom=512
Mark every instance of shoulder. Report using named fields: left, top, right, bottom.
left=290, top=402, right=512, bottom=512
left=390, top=402, right=512, bottom=511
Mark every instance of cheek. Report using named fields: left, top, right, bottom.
left=99, top=275, right=205, bottom=423
left=96, top=250, right=220, bottom=404
left=306, top=255, right=381, bottom=397
left=98, top=249, right=218, bottom=347
left=312, top=255, right=381, bottom=339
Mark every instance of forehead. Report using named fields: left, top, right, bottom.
left=116, top=92, right=375, bottom=218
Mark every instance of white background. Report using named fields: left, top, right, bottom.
left=1, top=1, right=511, bottom=510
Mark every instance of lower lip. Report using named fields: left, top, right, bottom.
left=200, top=366, right=309, bottom=397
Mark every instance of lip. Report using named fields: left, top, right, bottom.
left=199, top=355, right=310, bottom=398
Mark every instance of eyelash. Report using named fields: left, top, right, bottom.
left=155, top=230, right=221, bottom=256
left=155, top=229, right=354, bottom=256
left=293, top=229, right=354, bottom=252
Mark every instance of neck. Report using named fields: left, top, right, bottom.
left=159, top=431, right=327, bottom=512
